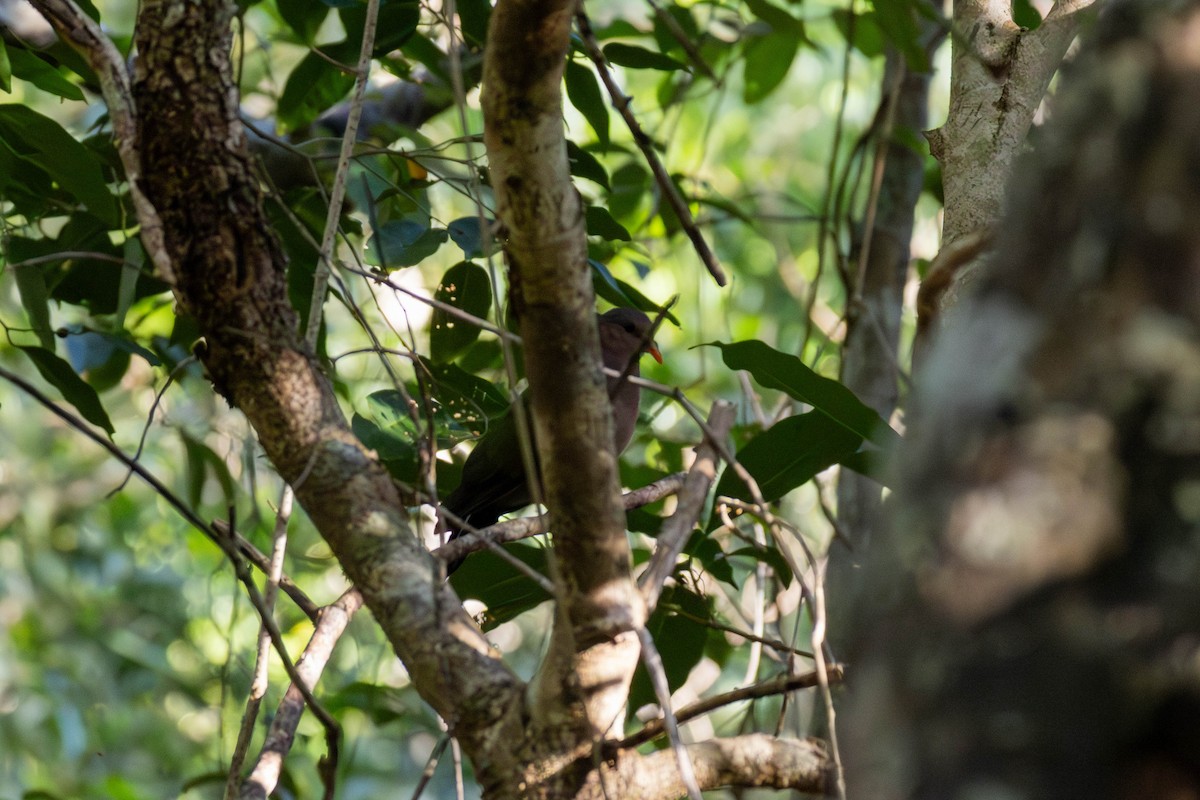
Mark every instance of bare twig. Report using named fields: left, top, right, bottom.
left=574, top=8, right=727, bottom=288
left=636, top=626, right=703, bottom=800
left=238, top=589, right=364, bottom=800
left=226, top=488, right=294, bottom=800
left=304, top=0, right=381, bottom=350
left=28, top=0, right=175, bottom=284
left=615, top=666, right=844, bottom=750
left=640, top=402, right=734, bottom=612
left=434, top=472, right=686, bottom=565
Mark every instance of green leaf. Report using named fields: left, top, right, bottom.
left=341, top=0, right=420, bottom=57
left=707, top=339, right=900, bottom=448
left=0, top=40, right=12, bottom=93
left=115, top=239, right=144, bottom=328
left=744, top=0, right=804, bottom=35
left=832, top=9, right=886, bottom=58
left=602, top=43, right=686, bottom=72
left=277, top=0, right=329, bottom=43
left=0, top=105, right=117, bottom=225
left=180, top=433, right=236, bottom=507
left=586, top=205, right=632, bottom=241
left=715, top=412, right=862, bottom=503
left=589, top=260, right=679, bottom=325
left=567, top=141, right=610, bottom=189
left=450, top=543, right=552, bottom=630
left=13, top=263, right=54, bottom=349
left=277, top=49, right=356, bottom=132
left=431, top=261, right=491, bottom=362
left=446, top=216, right=493, bottom=259
left=629, top=585, right=710, bottom=713
left=365, top=219, right=448, bottom=269
left=565, top=60, right=609, bottom=146
left=19, top=345, right=115, bottom=434
left=608, top=161, right=650, bottom=222
left=6, top=49, right=85, bottom=101
left=743, top=31, right=798, bottom=104
left=871, top=0, right=929, bottom=72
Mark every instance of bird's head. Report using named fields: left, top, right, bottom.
left=599, top=307, right=663, bottom=365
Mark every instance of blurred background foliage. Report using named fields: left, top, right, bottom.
left=0, top=0, right=964, bottom=795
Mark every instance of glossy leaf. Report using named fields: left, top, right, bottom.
left=715, top=411, right=862, bottom=503
left=707, top=339, right=900, bottom=448
left=565, top=59, right=609, bottom=146
left=0, top=105, right=117, bottom=226
left=6, top=48, right=84, bottom=101
left=431, top=261, right=491, bottom=362
left=365, top=219, right=448, bottom=269
left=586, top=205, right=632, bottom=241
left=19, top=346, right=114, bottom=434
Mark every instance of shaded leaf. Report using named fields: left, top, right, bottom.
left=0, top=104, right=117, bottom=225
left=449, top=543, right=552, bottom=630
left=7, top=48, right=84, bottom=101
left=277, top=49, right=357, bottom=132
left=19, top=345, right=114, bottom=434
left=629, top=585, right=710, bottom=713
left=714, top=411, right=862, bottom=503
left=365, top=219, right=448, bottom=269
left=832, top=10, right=885, bottom=58
left=707, top=339, right=900, bottom=448
left=603, top=43, right=686, bottom=72
left=13, top=263, right=53, bottom=349
left=431, top=261, right=491, bottom=362
left=589, top=260, right=679, bottom=325
left=586, top=205, right=632, bottom=241
left=446, top=216, right=493, bottom=259
left=871, top=0, right=928, bottom=72
left=567, top=142, right=610, bottom=189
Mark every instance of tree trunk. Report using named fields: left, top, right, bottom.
left=842, top=3, right=1200, bottom=796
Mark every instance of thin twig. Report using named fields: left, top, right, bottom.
left=225, top=488, right=294, bottom=800
left=636, top=626, right=703, bottom=800
left=574, top=8, right=727, bottom=288
left=304, top=0, right=381, bottom=350
left=239, top=589, right=364, bottom=800
left=615, top=666, right=843, bottom=750
left=434, top=472, right=686, bottom=565
left=640, top=402, right=734, bottom=612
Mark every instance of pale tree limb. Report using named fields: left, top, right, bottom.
left=238, top=588, right=365, bottom=800
left=482, top=0, right=644, bottom=741
left=225, top=489, right=294, bottom=800
left=27, top=0, right=174, bottom=284
left=639, top=402, right=735, bottom=613
left=923, top=0, right=1100, bottom=323
left=587, top=734, right=828, bottom=799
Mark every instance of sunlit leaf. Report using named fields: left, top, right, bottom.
left=432, top=261, right=491, bottom=362
left=565, top=59, right=609, bottom=146
left=6, top=48, right=85, bottom=101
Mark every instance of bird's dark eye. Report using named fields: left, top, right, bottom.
left=621, top=322, right=637, bottom=334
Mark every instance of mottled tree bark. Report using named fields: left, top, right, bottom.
left=842, top=4, right=1200, bottom=796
